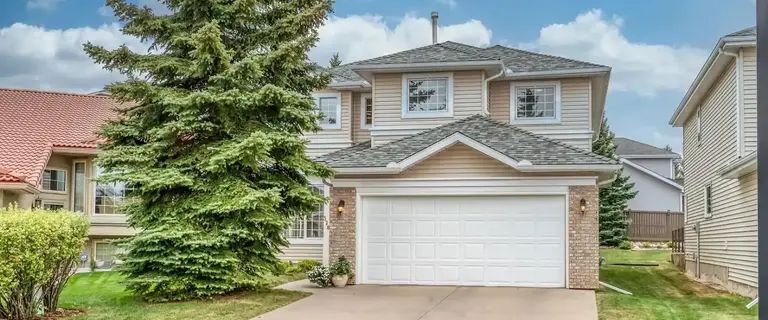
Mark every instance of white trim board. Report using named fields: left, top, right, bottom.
left=620, top=158, right=682, bottom=190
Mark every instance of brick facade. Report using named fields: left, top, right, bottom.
left=567, top=185, right=600, bottom=289
left=328, top=185, right=600, bottom=289
left=328, top=187, right=357, bottom=283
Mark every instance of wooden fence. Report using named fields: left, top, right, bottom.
left=671, top=227, right=685, bottom=252
left=624, top=210, right=684, bottom=241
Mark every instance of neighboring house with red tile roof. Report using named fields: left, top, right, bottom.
left=0, top=88, right=132, bottom=269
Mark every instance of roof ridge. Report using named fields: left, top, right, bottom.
left=479, top=116, right=616, bottom=163
left=438, top=42, right=499, bottom=61
left=0, top=87, right=113, bottom=99
left=482, top=45, right=609, bottom=69
left=614, top=137, right=676, bottom=155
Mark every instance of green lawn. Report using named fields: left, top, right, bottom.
left=58, top=272, right=309, bottom=320
left=598, top=249, right=757, bottom=320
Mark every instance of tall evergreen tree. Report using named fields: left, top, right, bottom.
left=592, top=116, right=637, bottom=246
left=85, top=0, right=333, bottom=301
left=328, top=52, right=342, bottom=67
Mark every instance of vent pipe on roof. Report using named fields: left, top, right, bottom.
left=431, top=11, right=438, bottom=44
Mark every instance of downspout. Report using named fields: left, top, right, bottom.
left=483, top=66, right=505, bottom=115
left=720, top=48, right=743, bottom=157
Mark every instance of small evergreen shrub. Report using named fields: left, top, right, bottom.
left=296, top=260, right=321, bottom=273
left=307, top=265, right=331, bottom=288
left=666, top=241, right=674, bottom=248
left=0, top=207, right=88, bottom=319
left=618, top=240, right=632, bottom=250
left=329, top=256, right=352, bottom=276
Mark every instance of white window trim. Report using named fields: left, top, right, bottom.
left=313, top=92, right=342, bottom=130
left=401, top=72, right=454, bottom=119
left=287, top=185, right=327, bottom=244
left=360, top=93, right=372, bottom=129
left=696, top=107, right=702, bottom=145
left=41, top=200, right=66, bottom=210
left=91, top=164, right=126, bottom=216
left=71, top=160, right=87, bottom=213
left=41, top=168, right=68, bottom=193
left=510, top=81, right=562, bottom=124
left=703, top=184, right=712, bottom=219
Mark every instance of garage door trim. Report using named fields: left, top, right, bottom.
left=354, top=188, right=570, bottom=288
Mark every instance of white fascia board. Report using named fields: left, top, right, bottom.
left=502, top=67, right=610, bottom=80
left=620, top=154, right=680, bottom=159
left=333, top=167, right=401, bottom=175
left=0, top=182, right=39, bottom=194
left=719, top=152, right=757, bottom=179
left=331, top=176, right=598, bottom=188
left=517, top=164, right=622, bottom=173
left=390, top=132, right=520, bottom=171
left=670, top=37, right=756, bottom=126
left=328, top=80, right=370, bottom=89
left=621, top=159, right=683, bottom=190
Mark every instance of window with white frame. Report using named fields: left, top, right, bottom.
left=402, top=73, right=453, bottom=118
left=512, top=82, right=560, bottom=122
left=94, top=241, right=126, bottom=269
left=361, top=94, right=373, bottom=129
left=42, top=169, right=66, bottom=192
left=43, top=203, right=65, bottom=210
left=284, top=187, right=325, bottom=240
left=696, top=107, right=702, bottom=144
left=704, top=184, right=712, bottom=218
left=94, top=166, right=131, bottom=214
left=314, top=93, right=341, bottom=129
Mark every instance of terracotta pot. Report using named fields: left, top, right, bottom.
left=331, top=274, right=349, bottom=288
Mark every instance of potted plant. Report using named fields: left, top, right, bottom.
left=329, top=256, right=352, bottom=288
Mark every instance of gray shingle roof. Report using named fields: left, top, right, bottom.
left=614, top=137, right=678, bottom=157
left=317, top=115, right=616, bottom=168
left=480, top=45, right=607, bottom=73
left=726, top=26, right=756, bottom=37
left=327, top=41, right=608, bottom=84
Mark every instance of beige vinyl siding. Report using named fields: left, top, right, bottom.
left=400, top=143, right=518, bottom=178
left=741, top=47, right=757, bottom=154
left=682, top=61, right=757, bottom=287
left=371, top=71, right=484, bottom=145
left=305, top=90, right=353, bottom=156
left=489, top=78, right=592, bottom=149
left=278, top=243, right=323, bottom=262
left=351, top=92, right=371, bottom=143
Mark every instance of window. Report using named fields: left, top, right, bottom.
left=704, top=184, right=712, bottom=218
left=285, top=187, right=325, bottom=240
left=512, top=82, right=561, bottom=122
left=696, top=107, right=702, bottom=144
left=361, top=94, right=373, bottom=129
left=43, top=203, right=64, bottom=210
left=73, top=162, right=86, bottom=212
left=402, top=73, right=453, bottom=118
left=42, top=169, right=66, bottom=192
left=314, top=93, right=341, bottom=129
left=94, top=241, right=126, bottom=269
left=94, top=166, right=131, bottom=214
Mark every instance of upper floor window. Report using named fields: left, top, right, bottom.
left=402, top=73, right=453, bottom=118
left=696, top=107, right=702, bottom=144
left=42, top=169, right=66, bottom=192
left=94, top=166, right=131, bottom=215
left=314, top=93, right=341, bottom=129
left=704, top=184, right=712, bottom=218
left=361, top=94, right=373, bottom=129
left=511, top=81, right=561, bottom=123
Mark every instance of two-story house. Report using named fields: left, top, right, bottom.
left=0, top=88, right=131, bottom=269
left=294, top=33, right=620, bottom=289
left=614, top=137, right=683, bottom=213
left=669, top=27, right=757, bottom=297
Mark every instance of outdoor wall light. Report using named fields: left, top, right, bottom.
left=579, top=198, right=587, bottom=214
left=336, top=200, right=346, bottom=214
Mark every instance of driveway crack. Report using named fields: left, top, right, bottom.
left=416, top=287, right=459, bottom=320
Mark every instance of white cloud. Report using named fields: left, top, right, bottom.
left=27, top=0, right=62, bottom=10
left=523, top=9, right=708, bottom=96
left=0, top=23, right=147, bottom=93
left=311, top=14, right=492, bottom=66
left=436, top=0, right=457, bottom=9
left=97, top=5, right=113, bottom=17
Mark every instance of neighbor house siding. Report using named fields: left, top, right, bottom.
left=623, top=164, right=682, bottom=212
left=305, top=89, right=353, bottom=157
left=351, top=92, right=371, bottom=143
left=399, top=143, right=519, bottom=178
left=682, top=61, right=757, bottom=293
left=629, top=158, right=674, bottom=178
left=741, top=47, right=757, bottom=154
left=371, top=71, right=484, bottom=145
left=489, top=78, right=592, bottom=149
left=279, top=243, right=323, bottom=262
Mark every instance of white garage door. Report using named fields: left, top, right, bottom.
left=361, top=195, right=566, bottom=287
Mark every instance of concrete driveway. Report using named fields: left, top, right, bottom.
left=255, top=280, right=597, bottom=320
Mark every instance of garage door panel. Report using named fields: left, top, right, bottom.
left=362, top=195, right=566, bottom=287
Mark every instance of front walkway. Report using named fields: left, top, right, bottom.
left=255, top=280, right=597, bottom=320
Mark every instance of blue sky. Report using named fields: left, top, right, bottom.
left=0, top=0, right=756, bottom=151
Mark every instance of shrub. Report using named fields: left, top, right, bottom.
left=296, top=260, right=321, bottom=273
left=618, top=240, right=632, bottom=250
left=641, top=241, right=652, bottom=248
left=329, top=256, right=352, bottom=276
left=307, top=266, right=331, bottom=288
left=0, top=207, right=88, bottom=319
left=666, top=240, right=674, bottom=248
